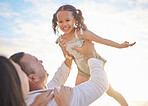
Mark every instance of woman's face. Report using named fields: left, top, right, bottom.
left=11, top=61, right=29, bottom=98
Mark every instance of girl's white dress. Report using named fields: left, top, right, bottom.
left=57, top=29, right=107, bottom=78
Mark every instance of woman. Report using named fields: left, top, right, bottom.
left=0, top=56, right=26, bottom=106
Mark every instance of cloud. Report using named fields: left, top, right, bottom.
left=110, top=0, right=135, bottom=6
left=76, top=1, right=148, bottom=41
left=137, top=0, right=148, bottom=4
left=0, top=3, right=19, bottom=18
left=0, top=0, right=60, bottom=64
left=110, top=0, right=148, bottom=7
left=24, top=0, right=60, bottom=17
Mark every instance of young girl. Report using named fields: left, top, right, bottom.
left=52, top=4, right=136, bottom=106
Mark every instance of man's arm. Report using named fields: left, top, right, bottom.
left=47, top=58, right=72, bottom=89
left=71, top=40, right=109, bottom=105
left=53, top=59, right=108, bottom=106
left=71, top=58, right=109, bottom=106
left=47, top=41, right=73, bottom=89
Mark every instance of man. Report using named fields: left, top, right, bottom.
left=10, top=40, right=109, bottom=106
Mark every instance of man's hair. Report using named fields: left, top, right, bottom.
left=9, top=52, right=34, bottom=76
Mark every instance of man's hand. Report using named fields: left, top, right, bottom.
left=54, top=85, right=73, bottom=106
left=30, top=90, right=54, bottom=106
left=73, top=40, right=95, bottom=59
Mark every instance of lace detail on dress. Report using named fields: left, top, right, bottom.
left=65, top=39, right=85, bottom=58
left=65, top=29, right=85, bottom=58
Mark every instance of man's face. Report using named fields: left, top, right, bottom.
left=20, top=53, right=48, bottom=83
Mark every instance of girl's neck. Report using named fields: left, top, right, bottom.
left=63, top=28, right=75, bottom=37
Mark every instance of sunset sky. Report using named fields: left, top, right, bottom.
left=0, top=0, right=148, bottom=105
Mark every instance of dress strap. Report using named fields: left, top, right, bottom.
left=75, top=29, right=79, bottom=39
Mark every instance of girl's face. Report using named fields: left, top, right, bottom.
left=57, top=10, right=76, bottom=34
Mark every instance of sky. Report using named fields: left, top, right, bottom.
left=0, top=0, right=148, bottom=105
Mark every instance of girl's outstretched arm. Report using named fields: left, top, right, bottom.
left=80, top=30, right=136, bottom=48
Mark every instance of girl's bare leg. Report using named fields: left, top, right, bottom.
left=75, top=74, right=89, bottom=86
left=106, top=83, right=128, bottom=106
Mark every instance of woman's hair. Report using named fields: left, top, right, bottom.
left=0, top=56, right=26, bottom=106
left=52, top=4, right=87, bottom=34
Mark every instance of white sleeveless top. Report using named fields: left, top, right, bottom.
left=57, top=29, right=85, bottom=58
left=57, top=29, right=106, bottom=78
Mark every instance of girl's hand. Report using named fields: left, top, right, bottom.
left=54, top=85, right=73, bottom=106
left=59, top=44, right=73, bottom=59
left=30, top=90, right=54, bottom=106
left=120, top=41, right=136, bottom=48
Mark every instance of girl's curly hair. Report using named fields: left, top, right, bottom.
left=52, top=4, right=87, bottom=34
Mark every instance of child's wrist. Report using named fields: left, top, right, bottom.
left=64, top=57, right=73, bottom=69
left=65, top=54, right=74, bottom=60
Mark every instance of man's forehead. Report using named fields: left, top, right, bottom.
left=21, top=53, right=35, bottom=62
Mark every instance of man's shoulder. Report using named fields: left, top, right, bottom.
left=25, top=89, right=49, bottom=105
